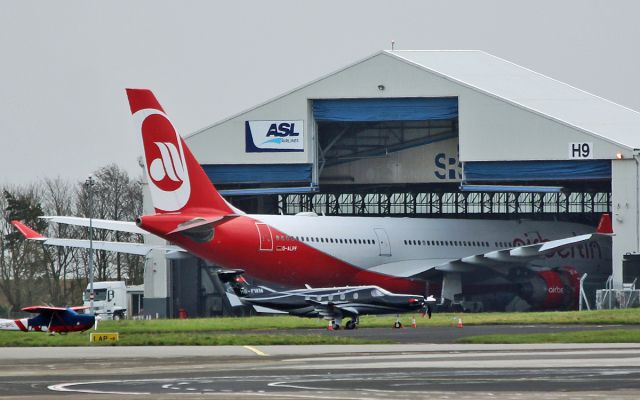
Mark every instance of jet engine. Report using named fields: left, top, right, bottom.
left=517, top=266, right=580, bottom=310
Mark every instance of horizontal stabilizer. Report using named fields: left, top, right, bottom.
left=12, top=220, right=184, bottom=255
left=40, top=216, right=147, bottom=234
left=41, top=238, right=184, bottom=256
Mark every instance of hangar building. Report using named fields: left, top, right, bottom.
left=143, top=50, right=640, bottom=318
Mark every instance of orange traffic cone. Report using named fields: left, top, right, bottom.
left=457, top=317, right=463, bottom=328
left=327, top=321, right=334, bottom=331
left=411, top=317, right=417, bottom=328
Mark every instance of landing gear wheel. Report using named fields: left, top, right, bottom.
left=393, top=321, right=403, bottom=329
left=332, top=323, right=341, bottom=330
left=345, top=320, right=357, bottom=330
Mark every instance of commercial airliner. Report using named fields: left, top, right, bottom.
left=11, top=89, right=613, bottom=311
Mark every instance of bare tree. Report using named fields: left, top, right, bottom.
left=41, top=177, right=79, bottom=304
left=0, top=186, right=48, bottom=312
left=75, top=164, right=144, bottom=284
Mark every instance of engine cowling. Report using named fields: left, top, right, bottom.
left=518, top=266, right=580, bottom=310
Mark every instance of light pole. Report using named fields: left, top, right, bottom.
left=85, top=175, right=95, bottom=314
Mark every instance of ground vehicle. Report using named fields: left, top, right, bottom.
left=83, top=281, right=128, bottom=320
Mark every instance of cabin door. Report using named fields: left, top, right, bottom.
left=374, top=228, right=391, bottom=256
left=255, top=223, right=273, bottom=251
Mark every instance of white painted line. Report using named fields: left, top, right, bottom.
left=244, top=345, right=269, bottom=356
left=48, top=381, right=150, bottom=395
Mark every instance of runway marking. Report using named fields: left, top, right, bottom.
left=48, top=381, right=150, bottom=395
left=244, top=345, right=269, bottom=356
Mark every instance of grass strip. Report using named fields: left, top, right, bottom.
left=0, top=331, right=390, bottom=347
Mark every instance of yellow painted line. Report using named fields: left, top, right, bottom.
left=243, top=345, right=268, bottom=356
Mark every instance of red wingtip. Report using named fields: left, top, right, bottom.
left=126, top=88, right=165, bottom=114
left=10, top=220, right=45, bottom=239
left=596, top=213, right=613, bottom=234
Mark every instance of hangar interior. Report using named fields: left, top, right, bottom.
left=142, top=50, right=640, bottom=318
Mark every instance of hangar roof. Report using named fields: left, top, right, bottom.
left=387, top=50, right=640, bottom=151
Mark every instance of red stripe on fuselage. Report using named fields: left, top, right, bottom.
left=162, top=215, right=428, bottom=295
left=14, top=319, right=28, bottom=332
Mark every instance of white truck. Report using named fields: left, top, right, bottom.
left=83, top=281, right=128, bottom=320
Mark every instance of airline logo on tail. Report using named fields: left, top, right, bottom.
left=135, top=109, right=191, bottom=212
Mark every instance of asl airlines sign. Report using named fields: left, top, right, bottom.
left=245, top=120, right=304, bottom=152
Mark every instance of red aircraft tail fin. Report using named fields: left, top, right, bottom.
left=125, top=89, right=234, bottom=216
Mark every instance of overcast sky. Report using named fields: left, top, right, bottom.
left=1, top=0, right=639, bottom=186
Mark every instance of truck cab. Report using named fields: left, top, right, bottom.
left=83, top=281, right=127, bottom=320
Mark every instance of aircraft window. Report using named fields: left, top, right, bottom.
left=404, top=240, right=407, bottom=245
left=359, top=239, right=363, bottom=244
left=340, top=293, right=346, bottom=300
left=317, top=296, right=322, bottom=301
left=328, top=295, right=334, bottom=300
left=371, top=289, right=384, bottom=297
left=353, top=292, right=359, bottom=300
left=330, top=238, right=334, bottom=243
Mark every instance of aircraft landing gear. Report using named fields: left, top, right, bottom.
left=393, top=314, right=403, bottom=329
left=345, top=318, right=359, bottom=330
